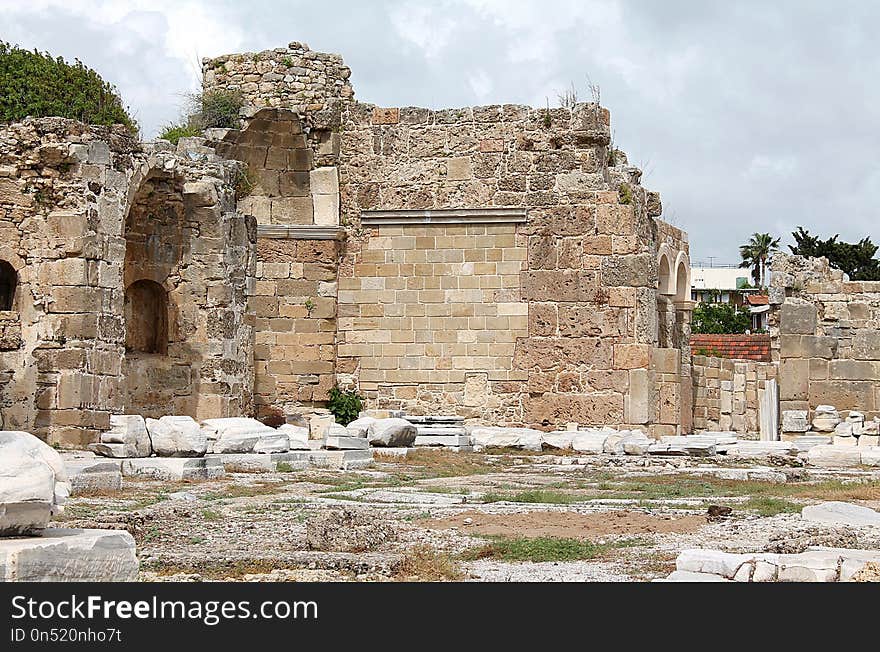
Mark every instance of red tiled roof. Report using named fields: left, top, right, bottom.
left=690, top=334, right=771, bottom=361
left=745, top=294, right=769, bottom=306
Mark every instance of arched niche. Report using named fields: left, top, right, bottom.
left=124, top=279, right=168, bottom=354
left=0, top=260, right=16, bottom=311
left=674, top=254, right=691, bottom=303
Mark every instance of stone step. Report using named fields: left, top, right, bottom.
left=122, top=457, right=225, bottom=481
left=415, top=426, right=468, bottom=436
left=403, top=415, right=465, bottom=424
left=323, top=436, right=369, bottom=450
left=414, top=435, right=474, bottom=447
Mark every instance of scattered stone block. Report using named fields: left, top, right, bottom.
left=782, top=410, right=809, bottom=433
left=0, top=528, right=138, bottom=582
left=94, top=415, right=152, bottom=458
left=0, top=431, right=69, bottom=536
left=676, top=549, right=753, bottom=579
left=414, top=435, right=473, bottom=447
left=470, top=427, right=544, bottom=452
left=64, top=459, right=122, bottom=494
left=368, top=418, right=417, bottom=447
left=202, top=417, right=278, bottom=454
left=324, top=436, right=369, bottom=450
left=147, top=416, right=207, bottom=457
left=663, top=570, right=730, bottom=582
left=801, top=502, right=880, bottom=527
left=122, top=457, right=224, bottom=481
left=278, top=424, right=310, bottom=450
left=806, top=445, right=862, bottom=468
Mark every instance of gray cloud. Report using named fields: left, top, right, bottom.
left=3, top=0, right=878, bottom=264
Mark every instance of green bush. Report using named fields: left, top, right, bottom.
left=692, top=302, right=751, bottom=334
left=327, top=387, right=364, bottom=426
left=158, top=123, right=202, bottom=145
left=189, top=88, right=243, bottom=130
left=0, top=41, right=135, bottom=129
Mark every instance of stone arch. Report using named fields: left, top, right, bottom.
left=0, top=260, right=17, bottom=311
left=674, top=252, right=691, bottom=302
left=125, top=280, right=168, bottom=354
left=658, top=245, right=674, bottom=296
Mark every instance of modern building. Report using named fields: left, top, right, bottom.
left=690, top=264, right=760, bottom=306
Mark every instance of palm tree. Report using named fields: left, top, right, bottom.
left=739, top=233, right=780, bottom=289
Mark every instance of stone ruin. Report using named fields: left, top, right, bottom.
left=0, top=40, right=695, bottom=452
left=0, top=430, right=137, bottom=581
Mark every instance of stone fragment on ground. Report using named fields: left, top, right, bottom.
left=147, top=416, right=207, bottom=457
left=801, top=501, right=880, bottom=527
left=91, top=415, right=152, bottom=458
left=202, top=417, right=280, bottom=454
left=368, top=418, right=417, bottom=447
left=0, top=528, right=138, bottom=581
left=277, top=424, right=310, bottom=450
left=0, top=431, right=69, bottom=536
left=122, top=457, right=225, bottom=481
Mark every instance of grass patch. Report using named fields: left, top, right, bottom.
left=741, top=497, right=801, bottom=517
left=396, top=546, right=465, bottom=582
left=377, top=450, right=495, bottom=479
left=420, top=486, right=471, bottom=495
left=481, top=490, right=580, bottom=505
left=202, top=482, right=284, bottom=501
left=201, top=509, right=223, bottom=521
left=463, top=536, right=609, bottom=563
left=276, top=462, right=296, bottom=473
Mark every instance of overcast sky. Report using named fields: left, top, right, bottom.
left=3, top=0, right=878, bottom=264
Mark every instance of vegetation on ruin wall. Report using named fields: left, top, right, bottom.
left=0, top=41, right=135, bottom=129
left=691, top=302, right=751, bottom=334
left=790, top=226, right=880, bottom=281
left=159, top=88, right=244, bottom=144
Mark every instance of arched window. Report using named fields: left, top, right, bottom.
left=125, top=280, right=168, bottom=354
left=0, top=261, right=16, bottom=311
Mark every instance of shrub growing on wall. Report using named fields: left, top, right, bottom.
left=0, top=41, right=135, bottom=129
left=159, top=88, right=244, bottom=143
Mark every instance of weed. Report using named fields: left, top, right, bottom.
left=159, top=122, right=201, bottom=145
left=202, top=509, right=222, bottom=521
left=619, top=182, right=633, bottom=205
left=481, top=490, right=579, bottom=505
left=326, top=386, right=364, bottom=426
left=396, top=546, right=465, bottom=581
left=463, top=536, right=608, bottom=563
left=276, top=462, right=296, bottom=473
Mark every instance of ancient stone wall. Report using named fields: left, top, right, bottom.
left=202, top=42, right=353, bottom=113
left=0, top=118, right=255, bottom=445
left=771, top=254, right=880, bottom=426
left=691, top=354, right=777, bottom=435
left=333, top=101, right=692, bottom=432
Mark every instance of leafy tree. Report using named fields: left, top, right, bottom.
left=789, top=227, right=880, bottom=281
left=0, top=41, right=134, bottom=129
left=692, top=303, right=751, bottom=334
left=739, top=232, right=780, bottom=288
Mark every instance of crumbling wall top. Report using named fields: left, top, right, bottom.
left=202, top=41, right=354, bottom=114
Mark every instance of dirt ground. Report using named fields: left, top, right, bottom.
left=423, top=510, right=707, bottom=539
left=58, top=449, right=880, bottom=582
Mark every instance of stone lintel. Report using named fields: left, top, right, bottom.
left=360, top=208, right=528, bottom=226
left=256, top=225, right=347, bottom=240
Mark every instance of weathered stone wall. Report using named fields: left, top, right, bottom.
left=202, top=42, right=353, bottom=113
left=0, top=118, right=255, bottom=445
left=251, top=236, right=339, bottom=422
left=771, top=254, right=880, bottom=424
left=334, top=100, right=692, bottom=432
left=691, top=354, right=777, bottom=435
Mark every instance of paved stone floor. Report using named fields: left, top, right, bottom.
left=54, top=449, right=880, bottom=582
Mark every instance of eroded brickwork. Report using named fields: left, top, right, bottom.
left=771, top=255, right=880, bottom=422
left=692, top=355, right=777, bottom=435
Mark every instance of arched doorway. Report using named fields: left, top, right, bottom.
left=0, top=260, right=17, bottom=311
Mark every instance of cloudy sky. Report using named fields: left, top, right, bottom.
left=3, top=0, right=878, bottom=264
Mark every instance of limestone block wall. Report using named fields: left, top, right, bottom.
left=251, top=235, right=339, bottom=422
left=337, top=222, right=528, bottom=421
left=202, top=42, right=354, bottom=112
left=771, top=254, right=880, bottom=422
left=335, top=100, right=692, bottom=432
left=0, top=118, right=255, bottom=445
left=691, top=355, right=777, bottom=435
